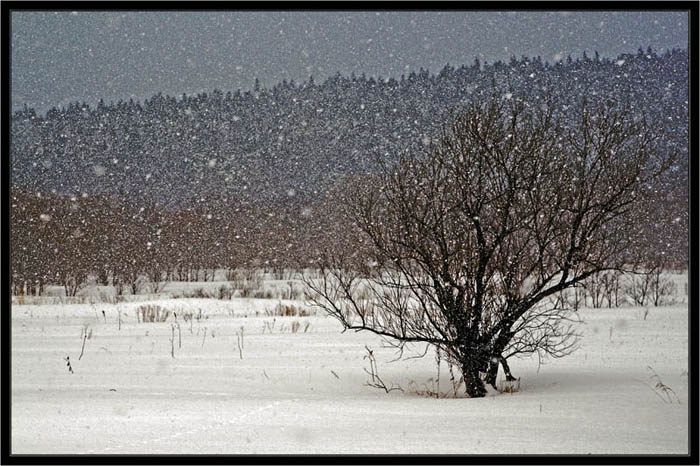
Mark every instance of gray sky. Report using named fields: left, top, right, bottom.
left=11, top=10, right=689, bottom=113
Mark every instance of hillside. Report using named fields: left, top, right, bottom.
left=10, top=48, right=689, bottom=266
left=11, top=49, right=688, bottom=202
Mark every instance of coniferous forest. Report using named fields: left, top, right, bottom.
left=11, top=48, right=689, bottom=296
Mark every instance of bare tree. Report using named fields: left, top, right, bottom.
left=645, top=256, right=677, bottom=307
left=601, top=270, right=622, bottom=308
left=625, top=270, right=653, bottom=306
left=582, top=272, right=606, bottom=309
left=304, top=92, right=673, bottom=397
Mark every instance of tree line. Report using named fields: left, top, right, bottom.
left=10, top=48, right=689, bottom=299
left=10, top=189, right=340, bottom=297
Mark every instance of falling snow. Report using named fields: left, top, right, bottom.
left=8, top=9, right=690, bottom=457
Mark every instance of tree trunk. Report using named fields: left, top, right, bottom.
left=461, top=360, right=487, bottom=398
left=486, top=357, right=499, bottom=389
left=485, top=355, right=516, bottom=389
left=500, top=357, right=515, bottom=381
left=98, top=268, right=109, bottom=286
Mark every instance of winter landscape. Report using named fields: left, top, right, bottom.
left=8, top=10, right=691, bottom=459
left=10, top=272, right=690, bottom=454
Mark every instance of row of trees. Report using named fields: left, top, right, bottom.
left=10, top=190, right=339, bottom=297
left=11, top=180, right=679, bottom=308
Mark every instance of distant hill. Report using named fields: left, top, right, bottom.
left=10, top=48, right=689, bottom=261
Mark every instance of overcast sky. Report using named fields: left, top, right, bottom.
left=11, top=10, right=689, bottom=113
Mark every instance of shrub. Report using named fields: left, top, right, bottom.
left=218, top=284, right=234, bottom=300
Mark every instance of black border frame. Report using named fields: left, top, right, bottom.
left=2, top=2, right=697, bottom=465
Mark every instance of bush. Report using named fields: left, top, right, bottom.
left=218, top=284, right=234, bottom=300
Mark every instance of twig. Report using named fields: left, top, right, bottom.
left=78, top=334, right=87, bottom=360
left=363, top=345, right=403, bottom=393
left=435, top=347, right=441, bottom=396
left=647, top=366, right=681, bottom=404
left=386, top=342, right=430, bottom=364
left=236, top=333, right=243, bottom=359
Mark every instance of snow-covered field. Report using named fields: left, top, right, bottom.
left=11, top=291, right=689, bottom=455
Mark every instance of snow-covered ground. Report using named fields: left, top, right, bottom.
left=11, top=293, right=689, bottom=455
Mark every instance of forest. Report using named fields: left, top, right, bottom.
left=10, top=48, right=689, bottom=297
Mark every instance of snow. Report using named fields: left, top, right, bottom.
left=11, top=289, right=688, bottom=454
left=9, top=11, right=690, bottom=457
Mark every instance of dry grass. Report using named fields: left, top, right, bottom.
left=266, top=303, right=312, bottom=317
left=137, top=304, right=170, bottom=323
left=498, top=378, right=521, bottom=394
